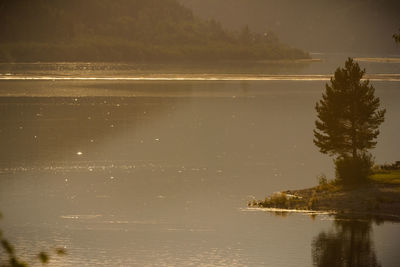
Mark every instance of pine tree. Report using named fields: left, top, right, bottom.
left=313, top=58, right=386, bottom=183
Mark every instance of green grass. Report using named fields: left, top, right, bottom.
left=370, top=170, right=400, bottom=184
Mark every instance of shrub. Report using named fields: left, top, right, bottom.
left=260, top=192, right=288, bottom=208
left=308, top=191, right=318, bottom=209
left=317, top=174, right=328, bottom=186
left=335, top=153, right=373, bottom=185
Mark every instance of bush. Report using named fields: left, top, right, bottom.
left=335, top=153, right=373, bottom=185
left=260, top=192, right=288, bottom=208
left=317, top=174, right=328, bottom=187
left=308, top=191, right=318, bottom=209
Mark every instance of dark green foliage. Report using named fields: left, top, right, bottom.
left=335, top=153, right=373, bottom=185
left=314, top=58, right=386, bottom=158
left=38, top=252, right=49, bottom=264
left=1, top=239, right=28, bottom=267
left=0, top=212, right=65, bottom=266
left=0, top=0, right=308, bottom=62
left=8, top=259, right=28, bottom=267
left=394, top=28, right=400, bottom=44
left=314, top=58, right=386, bottom=184
left=1, top=239, right=14, bottom=254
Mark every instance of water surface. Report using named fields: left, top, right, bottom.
left=0, top=57, right=400, bottom=266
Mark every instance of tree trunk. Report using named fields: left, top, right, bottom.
left=352, top=146, right=357, bottom=160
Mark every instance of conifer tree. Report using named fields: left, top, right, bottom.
left=314, top=58, right=386, bottom=183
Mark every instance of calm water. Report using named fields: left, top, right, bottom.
left=1, top=56, right=400, bottom=266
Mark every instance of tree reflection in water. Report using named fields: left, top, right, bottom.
left=312, top=217, right=381, bottom=267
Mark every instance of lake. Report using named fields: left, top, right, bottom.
left=0, top=55, right=400, bottom=266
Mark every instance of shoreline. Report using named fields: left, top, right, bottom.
left=249, top=179, right=400, bottom=222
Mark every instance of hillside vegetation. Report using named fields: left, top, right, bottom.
left=0, top=0, right=309, bottom=62
left=180, top=0, right=400, bottom=54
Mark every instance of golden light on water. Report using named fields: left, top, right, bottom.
left=0, top=1, right=399, bottom=266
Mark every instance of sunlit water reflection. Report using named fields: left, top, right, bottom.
left=0, top=58, right=400, bottom=266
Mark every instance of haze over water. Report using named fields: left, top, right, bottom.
left=1, top=55, right=400, bottom=266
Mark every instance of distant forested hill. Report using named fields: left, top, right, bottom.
left=179, top=0, right=400, bottom=54
left=0, top=0, right=309, bottom=62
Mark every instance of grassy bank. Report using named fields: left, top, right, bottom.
left=370, top=170, right=400, bottom=184
left=250, top=170, right=400, bottom=220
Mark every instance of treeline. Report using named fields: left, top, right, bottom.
left=179, top=0, right=400, bottom=54
left=0, top=0, right=309, bottom=62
